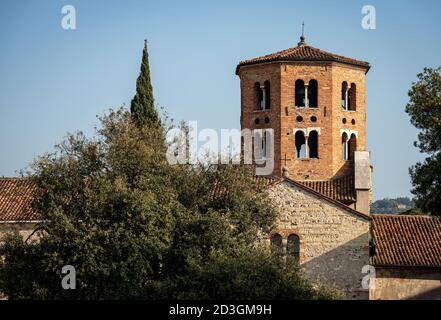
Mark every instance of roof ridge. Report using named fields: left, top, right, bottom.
left=282, top=177, right=370, bottom=220
left=373, top=214, right=438, bottom=219
left=236, top=43, right=370, bottom=75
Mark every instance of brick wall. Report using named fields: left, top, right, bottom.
left=370, top=268, right=441, bottom=300
left=238, top=61, right=367, bottom=180
left=267, top=181, right=370, bottom=299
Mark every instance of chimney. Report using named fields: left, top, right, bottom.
left=354, top=151, right=372, bottom=214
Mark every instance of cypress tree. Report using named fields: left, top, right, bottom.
left=130, top=40, right=159, bottom=128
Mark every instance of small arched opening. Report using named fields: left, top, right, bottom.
left=308, top=130, right=318, bottom=159
left=308, top=79, right=318, bottom=108
left=295, top=80, right=305, bottom=107
left=348, top=133, right=357, bottom=161
left=295, top=131, right=307, bottom=159
left=342, top=132, right=349, bottom=160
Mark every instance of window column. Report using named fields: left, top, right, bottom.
left=304, top=84, right=309, bottom=108
left=261, top=85, right=266, bottom=110
left=305, top=134, right=309, bottom=158
left=344, top=87, right=349, bottom=111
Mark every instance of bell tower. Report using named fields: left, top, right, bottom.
left=236, top=35, right=370, bottom=183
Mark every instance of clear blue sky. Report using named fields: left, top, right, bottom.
left=0, top=0, right=440, bottom=200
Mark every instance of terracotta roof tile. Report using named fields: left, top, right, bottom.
left=298, top=175, right=356, bottom=204
left=210, top=175, right=280, bottom=200
left=371, top=214, right=441, bottom=268
left=0, top=178, right=41, bottom=222
left=236, top=43, right=370, bottom=74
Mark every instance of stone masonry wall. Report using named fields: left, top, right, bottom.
left=267, top=181, right=370, bottom=299
left=0, top=222, right=38, bottom=243
left=370, top=268, right=441, bottom=300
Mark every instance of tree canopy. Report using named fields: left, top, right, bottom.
left=0, top=109, right=340, bottom=300
left=130, top=40, right=159, bottom=128
left=405, top=66, right=441, bottom=216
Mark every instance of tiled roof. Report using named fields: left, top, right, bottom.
left=0, top=178, right=41, bottom=222
left=236, top=42, right=370, bottom=74
left=298, top=175, right=356, bottom=204
left=371, top=214, right=441, bottom=268
left=210, top=175, right=280, bottom=200
left=284, top=177, right=371, bottom=221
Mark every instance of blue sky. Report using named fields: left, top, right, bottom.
left=0, top=0, right=440, bottom=200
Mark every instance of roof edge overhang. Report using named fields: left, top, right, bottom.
left=236, top=59, right=371, bottom=75
left=372, top=264, right=441, bottom=270
left=0, top=220, right=42, bottom=224
left=272, top=177, right=371, bottom=221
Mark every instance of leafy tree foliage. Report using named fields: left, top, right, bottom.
left=130, top=40, right=159, bottom=128
left=405, top=67, right=441, bottom=216
left=370, top=197, right=414, bottom=214
left=0, top=109, right=340, bottom=300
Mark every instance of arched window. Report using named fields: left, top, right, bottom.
left=255, top=82, right=263, bottom=110
left=270, top=233, right=283, bottom=252
left=342, top=132, right=348, bottom=160
left=287, top=234, right=300, bottom=261
left=295, top=131, right=306, bottom=159
left=295, top=80, right=305, bottom=107
left=262, top=130, right=268, bottom=158
left=308, top=130, right=318, bottom=159
left=341, top=81, right=348, bottom=110
left=348, top=83, right=356, bottom=111
left=264, top=80, right=271, bottom=110
left=308, top=79, right=318, bottom=108
left=348, top=133, right=357, bottom=161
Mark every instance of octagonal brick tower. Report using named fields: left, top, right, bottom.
left=236, top=36, right=371, bottom=183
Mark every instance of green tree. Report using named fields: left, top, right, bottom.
left=0, top=108, right=340, bottom=300
left=405, top=66, right=441, bottom=216
left=130, top=40, right=159, bottom=128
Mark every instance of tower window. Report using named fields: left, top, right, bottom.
left=295, top=131, right=306, bottom=159
left=255, top=82, right=263, bottom=110
left=341, top=81, right=348, bottom=111
left=308, top=79, right=318, bottom=108
left=255, top=129, right=271, bottom=160
left=287, top=234, right=300, bottom=261
left=342, top=132, right=348, bottom=160
left=264, top=80, right=271, bottom=110
left=295, top=80, right=305, bottom=107
left=348, top=133, right=357, bottom=161
left=262, top=130, right=268, bottom=158
left=270, top=233, right=283, bottom=252
left=308, top=130, right=319, bottom=159
left=348, top=83, right=357, bottom=111
left=296, top=116, right=303, bottom=122
left=255, top=81, right=270, bottom=110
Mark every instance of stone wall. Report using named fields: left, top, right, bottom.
left=267, top=181, right=370, bottom=299
left=370, top=268, right=441, bottom=300
left=0, top=222, right=39, bottom=243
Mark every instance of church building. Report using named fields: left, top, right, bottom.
left=0, top=35, right=440, bottom=300
left=235, top=35, right=441, bottom=299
